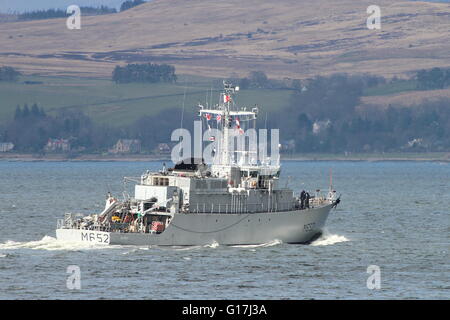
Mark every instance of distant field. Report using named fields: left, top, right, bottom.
left=0, top=75, right=293, bottom=126
left=361, top=87, right=450, bottom=108
left=363, top=79, right=418, bottom=96
left=1, top=0, right=450, bottom=80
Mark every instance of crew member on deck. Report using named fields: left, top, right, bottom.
left=300, top=190, right=306, bottom=209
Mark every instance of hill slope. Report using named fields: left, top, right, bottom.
left=0, top=0, right=449, bottom=79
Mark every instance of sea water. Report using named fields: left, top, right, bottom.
left=0, top=161, right=448, bottom=299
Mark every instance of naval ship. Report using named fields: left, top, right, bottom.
left=56, top=82, right=340, bottom=246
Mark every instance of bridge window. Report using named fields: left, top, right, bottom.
left=153, top=177, right=169, bottom=186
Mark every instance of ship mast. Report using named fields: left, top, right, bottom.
left=221, top=81, right=235, bottom=165
left=198, top=81, right=259, bottom=169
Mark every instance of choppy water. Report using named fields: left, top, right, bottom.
left=0, top=161, right=448, bottom=299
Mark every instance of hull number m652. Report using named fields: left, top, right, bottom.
left=81, top=231, right=109, bottom=244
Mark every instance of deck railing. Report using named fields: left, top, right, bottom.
left=189, top=201, right=298, bottom=214
left=188, top=197, right=329, bottom=214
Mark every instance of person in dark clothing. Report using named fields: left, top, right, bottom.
left=300, top=190, right=306, bottom=209
left=305, top=192, right=310, bottom=208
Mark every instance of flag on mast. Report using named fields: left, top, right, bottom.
left=235, top=117, right=244, bottom=135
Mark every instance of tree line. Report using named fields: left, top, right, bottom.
left=15, top=1, right=147, bottom=21
left=17, top=6, right=117, bottom=20
left=282, top=101, right=450, bottom=153
left=120, top=0, right=146, bottom=12
left=112, top=63, right=177, bottom=84
left=226, top=70, right=385, bottom=91
left=2, top=103, right=190, bottom=153
left=416, top=67, right=450, bottom=90
left=14, top=104, right=46, bottom=120
left=3, top=104, right=119, bottom=153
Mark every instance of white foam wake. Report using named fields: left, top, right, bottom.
left=204, top=240, right=220, bottom=248
left=171, top=241, right=220, bottom=251
left=311, top=230, right=349, bottom=246
left=171, top=245, right=203, bottom=251
left=0, top=235, right=113, bottom=251
left=232, top=239, right=283, bottom=248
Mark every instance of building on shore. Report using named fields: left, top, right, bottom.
left=109, top=139, right=141, bottom=154
left=44, top=138, right=71, bottom=152
left=154, top=143, right=171, bottom=155
left=0, top=142, right=14, bottom=152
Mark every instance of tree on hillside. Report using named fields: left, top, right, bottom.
left=0, top=66, right=21, bottom=82
left=31, top=103, right=40, bottom=117
left=248, top=71, right=269, bottom=88
left=120, top=0, right=146, bottom=12
left=416, top=67, right=450, bottom=90
left=227, top=71, right=294, bottom=90
left=80, top=6, right=117, bottom=15
left=22, top=104, right=30, bottom=118
left=288, top=73, right=364, bottom=121
left=112, top=63, right=177, bottom=84
left=14, top=105, right=22, bottom=120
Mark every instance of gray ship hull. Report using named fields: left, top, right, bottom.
left=56, top=204, right=333, bottom=246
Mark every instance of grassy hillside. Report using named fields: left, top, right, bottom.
left=2, top=72, right=450, bottom=126
left=363, top=79, right=418, bottom=96
left=0, top=75, right=293, bottom=126
left=361, top=87, right=450, bottom=108
left=0, top=0, right=449, bottom=80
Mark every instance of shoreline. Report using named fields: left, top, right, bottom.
left=1, top=153, right=449, bottom=163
